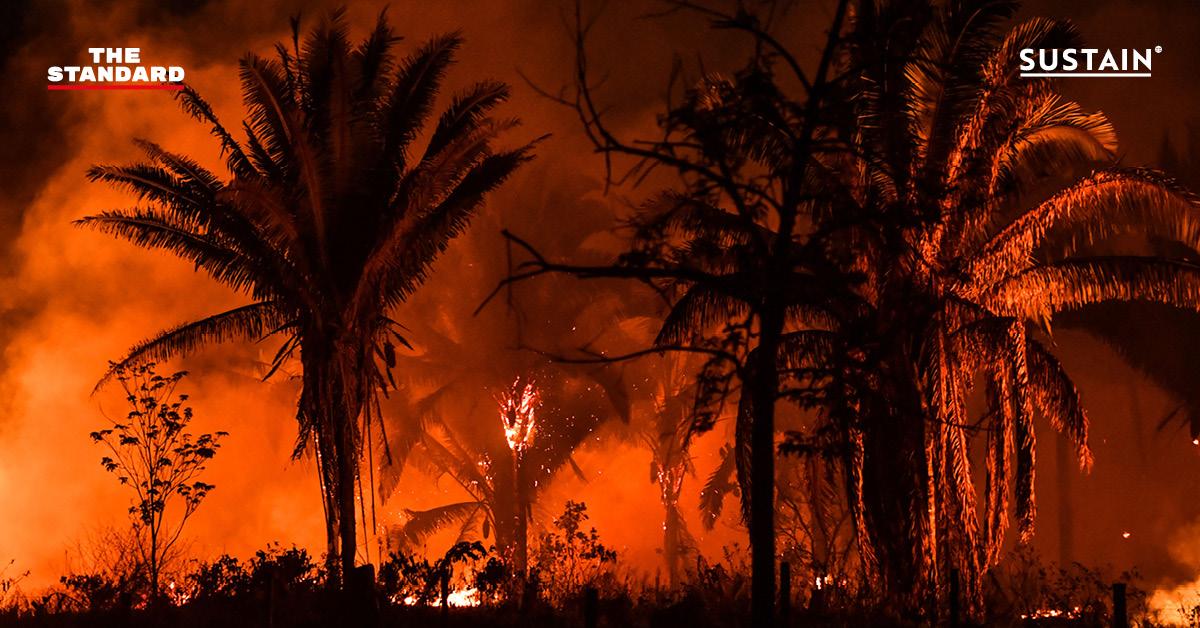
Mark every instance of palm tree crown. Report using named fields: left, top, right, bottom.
left=819, top=0, right=1200, bottom=606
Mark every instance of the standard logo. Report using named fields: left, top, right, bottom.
left=47, top=48, right=185, bottom=90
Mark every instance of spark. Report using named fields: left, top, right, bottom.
left=1122, top=531, right=1131, bottom=539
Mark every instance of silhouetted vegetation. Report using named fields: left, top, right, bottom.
left=499, top=0, right=1200, bottom=622
left=77, top=8, right=533, bottom=593
left=11, top=0, right=1197, bottom=626
left=0, top=527, right=1168, bottom=628
left=90, top=364, right=223, bottom=604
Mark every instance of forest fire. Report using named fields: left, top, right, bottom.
left=3, top=0, right=1200, bottom=627
left=397, top=587, right=481, bottom=608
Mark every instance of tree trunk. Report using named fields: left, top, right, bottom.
left=337, top=418, right=358, bottom=587
left=150, top=518, right=159, bottom=605
left=807, top=453, right=830, bottom=576
left=317, top=430, right=341, bottom=583
left=858, top=339, right=936, bottom=615
left=302, top=332, right=363, bottom=591
left=491, top=448, right=524, bottom=572
left=664, top=499, right=680, bottom=587
left=750, top=305, right=784, bottom=628
left=514, top=455, right=530, bottom=573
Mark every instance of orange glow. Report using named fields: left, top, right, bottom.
left=4, top=0, right=1200, bottom=615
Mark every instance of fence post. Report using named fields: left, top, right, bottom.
left=1113, top=582, right=1127, bottom=628
left=584, top=586, right=599, bottom=628
left=350, top=564, right=379, bottom=628
left=780, top=562, right=791, bottom=627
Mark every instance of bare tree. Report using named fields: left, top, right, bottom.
left=493, top=3, right=855, bottom=625
left=91, top=363, right=224, bottom=602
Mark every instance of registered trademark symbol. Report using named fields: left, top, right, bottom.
left=1156, top=46, right=1163, bottom=53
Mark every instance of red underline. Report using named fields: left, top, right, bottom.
left=47, top=84, right=184, bottom=90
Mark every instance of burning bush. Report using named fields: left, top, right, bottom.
left=532, top=501, right=618, bottom=606
left=379, top=541, right=487, bottom=609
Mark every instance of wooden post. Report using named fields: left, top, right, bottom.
left=440, top=567, right=450, bottom=623
left=584, top=586, right=599, bottom=628
left=266, top=568, right=276, bottom=628
left=350, top=564, right=379, bottom=628
left=1113, top=583, right=1127, bottom=628
left=809, top=574, right=825, bottom=616
left=949, top=569, right=960, bottom=628
left=779, top=562, right=791, bottom=627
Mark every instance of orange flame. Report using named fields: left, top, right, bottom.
left=499, top=380, right=539, bottom=454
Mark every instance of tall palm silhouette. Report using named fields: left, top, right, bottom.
left=813, top=0, right=1200, bottom=608
left=78, top=10, right=532, bottom=586
left=643, top=371, right=700, bottom=587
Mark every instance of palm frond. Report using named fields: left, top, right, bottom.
left=389, top=501, right=481, bottom=551
left=699, top=444, right=738, bottom=530
left=965, top=170, right=1200, bottom=292
left=656, top=283, right=750, bottom=347
left=425, top=81, right=511, bottom=159
left=173, top=85, right=257, bottom=178
left=983, top=257, right=1200, bottom=322
left=96, top=300, right=290, bottom=392
left=381, top=33, right=462, bottom=174
left=1026, top=337, right=1092, bottom=469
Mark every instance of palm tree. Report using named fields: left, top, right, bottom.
left=642, top=372, right=699, bottom=587
left=78, top=10, right=532, bottom=587
left=811, top=0, right=1200, bottom=609
left=387, top=375, right=607, bottom=573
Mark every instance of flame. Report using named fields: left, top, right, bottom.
left=398, top=587, right=481, bottom=607
left=167, top=580, right=193, bottom=606
left=1021, top=606, right=1082, bottom=620
left=1150, top=580, right=1200, bottom=625
left=499, top=380, right=539, bottom=454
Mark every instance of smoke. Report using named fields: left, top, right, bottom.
left=3, top=0, right=1200, bottom=601
left=0, top=0, right=766, bottom=590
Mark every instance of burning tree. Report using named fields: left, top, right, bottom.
left=78, top=9, right=532, bottom=588
left=90, top=363, right=224, bottom=601
left=494, top=377, right=540, bottom=572
left=387, top=375, right=606, bottom=576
